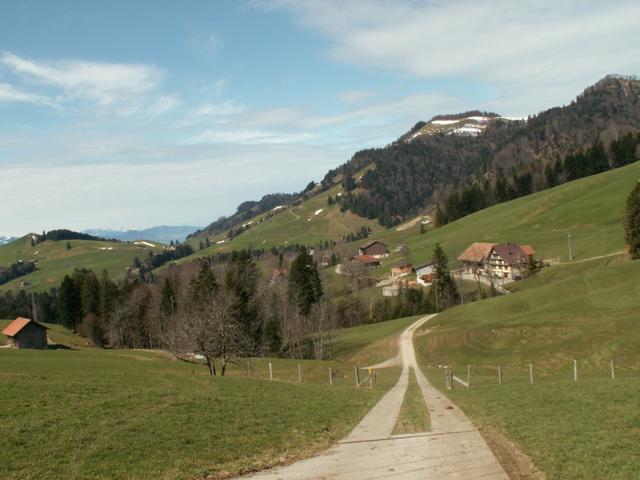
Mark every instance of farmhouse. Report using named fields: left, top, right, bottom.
left=486, top=243, right=533, bottom=280
left=391, top=264, right=413, bottom=279
left=458, top=242, right=495, bottom=275
left=413, top=262, right=435, bottom=286
left=358, top=241, right=389, bottom=258
left=2, top=317, right=48, bottom=349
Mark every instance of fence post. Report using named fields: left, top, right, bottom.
left=529, top=363, right=534, bottom=384
left=355, top=366, right=360, bottom=386
left=269, top=361, right=273, bottom=380
left=610, top=360, right=615, bottom=380
left=298, top=363, right=302, bottom=383
left=247, top=361, right=251, bottom=377
left=498, top=365, right=503, bottom=385
left=329, top=367, right=334, bottom=386
left=573, top=359, right=578, bottom=382
left=467, top=365, right=471, bottom=387
left=369, top=368, right=373, bottom=388
left=445, top=369, right=451, bottom=390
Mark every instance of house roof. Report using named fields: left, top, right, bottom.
left=493, top=243, right=528, bottom=266
left=458, top=242, right=496, bottom=263
left=392, top=264, right=412, bottom=270
left=359, top=240, right=388, bottom=250
left=2, top=317, right=48, bottom=338
left=520, top=244, right=536, bottom=256
left=352, top=254, right=380, bottom=264
left=414, top=262, right=433, bottom=271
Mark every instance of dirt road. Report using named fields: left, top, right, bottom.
left=239, top=315, right=508, bottom=479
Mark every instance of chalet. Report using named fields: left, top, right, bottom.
left=351, top=254, right=381, bottom=268
left=458, top=242, right=495, bottom=275
left=391, top=264, right=413, bottom=279
left=487, top=243, right=531, bottom=280
left=413, top=262, right=435, bottom=286
left=358, top=241, right=389, bottom=259
left=2, top=317, right=48, bottom=349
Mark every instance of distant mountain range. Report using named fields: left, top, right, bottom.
left=83, top=226, right=200, bottom=244
left=0, top=236, right=16, bottom=245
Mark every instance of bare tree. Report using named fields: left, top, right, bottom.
left=172, top=290, right=246, bottom=376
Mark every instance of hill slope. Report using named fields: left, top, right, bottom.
left=0, top=235, right=163, bottom=292
left=346, top=159, right=640, bottom=275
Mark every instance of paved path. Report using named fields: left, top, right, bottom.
left=238, top=315, right=508, bottom=479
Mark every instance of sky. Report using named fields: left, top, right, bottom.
left=1, top=0, right=639, bottom=236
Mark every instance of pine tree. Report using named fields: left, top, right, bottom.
left=429, top=243, right=460, bottom=310
left=188, top=260, right=218, bottom=306
left=159, top=277, right=178, bottom=319
left=58, top=275, right=82, bottom=329
left=225, top=250, right=261, bottom=354
left=624, top=181, right=640, bottom=259
left=288, top=247, right=323, bottom=315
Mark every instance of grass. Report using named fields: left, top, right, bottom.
left=0, top=315, right=413, bottom=479
left=392, top=368, right=430, bottom=435
left=329, top=315, right=421, bottom=366
left=352, top=161, right=640, bottom=276
left=425, top=370, right=640, bottom=479
left=414, top=254, right=640, bottom=478
left=176, top=183, right=383, bottom=265
left=0, top=236, right=162, bottom=292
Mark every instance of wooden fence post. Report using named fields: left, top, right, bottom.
left=610, top=360, right=615, bottom=380
left=529, top=363, right=534, bottom=384
left=329, top=367, right=334, bottom=386
left=298, top=363, right=302, bottom=383
left=498, top=365, right=503, bottom=385
left=573, top=359, right=578, bottom=382
left=445, top=369, right=450, bottom=389
left=467, top=365, right=471, bottom=387
left=247, top=361, right=251, bottom=377
left=355, top=366, right=360, bottom=386
left=369, top=368, right=373, bottom=388
left=269, top=362, right=273, bottom=380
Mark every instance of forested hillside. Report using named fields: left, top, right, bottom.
left=333, top=76, right=640, bottom=227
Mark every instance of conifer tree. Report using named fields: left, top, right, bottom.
left=225, top=250, right=261, bottom=354
left=624, top=181, right=640, bottom=259
left=188, top=260, right=218, bottom=306
left=58, top=275, right=82, bottom=329
left=288, top=247, right=323, bottom=316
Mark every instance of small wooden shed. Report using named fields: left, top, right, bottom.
left=2, top=317, right=48, bottom=349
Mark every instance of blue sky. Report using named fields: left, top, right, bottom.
left=1, top=0, right=639, bottom=236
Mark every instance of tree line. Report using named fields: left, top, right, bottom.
left=437, top=133, right=640, bottom=225
left=0, top=260, right=37, bottom=286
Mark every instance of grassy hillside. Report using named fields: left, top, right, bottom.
left=363, top=161, right=640, bottom=273
left=0, top=235, right=163, bottom=292
left=414, top=254, right=640, bottom=478
left=183, top=183, right=382, bottom=259
left=0, top=315, right=416, bottom=479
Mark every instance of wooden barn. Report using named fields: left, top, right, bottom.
left=2, top=317, right=48, bottom=349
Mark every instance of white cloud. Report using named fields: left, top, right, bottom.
left=191, top=100, right=246, bottom=116
left=337, top=90, right=374, bottom=103
left=1, top=51, right=162, bottom=106
left=0, top=142, right=340, bottom=236
left=258, top=0, right=640, bottom=114
left=148, top=95, right=181, bottom=115
left=192, top=128, right=317, bottom=145
left=0, top=82, right=55, bottom=106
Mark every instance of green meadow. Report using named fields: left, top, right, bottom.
left=415, top=253, right=640, bottom=479
left=0, top=316, right=413, bottom=480
left=0, top=236, right=162, bottom=292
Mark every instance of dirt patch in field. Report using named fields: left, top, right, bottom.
left=478, top=424, right=546, bottom=480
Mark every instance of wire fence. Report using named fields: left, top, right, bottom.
left=212, top=357, right=400, bottom=389
left=429, top=360, right=640, bottom=389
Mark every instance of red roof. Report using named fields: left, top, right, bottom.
left=520, top=244, right=536, bottom=256
left=353, top=254, right=380, bottom=264
left=2, top=317, right=48, bottom=338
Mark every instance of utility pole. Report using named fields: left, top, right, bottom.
left=31, top=291, right=38, bottom=322
left=567, top=232, right=573, bottom=262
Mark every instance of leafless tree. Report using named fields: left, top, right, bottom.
left=172, top=290, right=247, bottom=376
